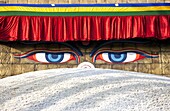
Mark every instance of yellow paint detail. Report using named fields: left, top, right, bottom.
left=0, top=6, right=170, bottom=12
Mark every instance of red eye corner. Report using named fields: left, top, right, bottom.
left=93, top=54, right=103, bottom=62
left=134, top=54, right=145, bottom=62
left=28, top=54, right=39, bottom=62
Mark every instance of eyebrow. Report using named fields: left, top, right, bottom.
left=90, top=40, right=150, bottom=57
left=58, top=42, right=83, bottom=56
left=20, top=41, right=83, bottom=56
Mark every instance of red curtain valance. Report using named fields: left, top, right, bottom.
left=0, top=15, right=169, bottom=42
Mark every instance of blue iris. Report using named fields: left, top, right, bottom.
left=108, top=52, right=127, bottom=63
left=45, top=53, right=64, bottom=63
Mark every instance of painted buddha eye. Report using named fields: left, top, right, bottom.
left=92, top=50, right=158, bottom=64
left=28, top=52, right=74, bottom=63
left=14, top=50, right=80, bottom=64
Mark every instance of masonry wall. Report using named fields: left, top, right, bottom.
left=0, top=40, right=170, bottom=78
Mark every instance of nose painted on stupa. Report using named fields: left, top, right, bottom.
left=77, top=62, right=95, bottom=69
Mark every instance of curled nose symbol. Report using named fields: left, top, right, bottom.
left=77, top=62, right=95, bottom=69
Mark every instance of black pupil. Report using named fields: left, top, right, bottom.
left=51, top=54, right=58, bottom=59
left=114, top=54, right=121, bottom=58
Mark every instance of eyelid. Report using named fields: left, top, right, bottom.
left=14, top=49, right=80, bottom=63
left=92, top=49, right=159, bottom=62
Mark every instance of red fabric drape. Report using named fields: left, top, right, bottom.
left=0, top=16, right=169, bottom=42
